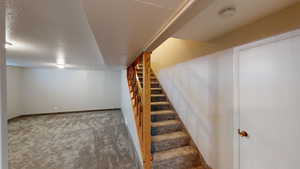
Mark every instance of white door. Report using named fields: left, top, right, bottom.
left=237, top=34, right=300, bottom=169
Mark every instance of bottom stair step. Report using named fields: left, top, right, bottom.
left=153, top=146, right=201, bottom=169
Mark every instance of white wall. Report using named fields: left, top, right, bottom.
left=7, top=67, right=23, bottom=118
left=157, top=49, right=234, bottom=169
left=6, top=67, right=121, bottom=116
left=0, top=2, right=8, bottom=168
left=120, top=70, right=143, bottom=165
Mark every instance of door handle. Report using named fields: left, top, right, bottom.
left=238, top=129, right=249, bottom=137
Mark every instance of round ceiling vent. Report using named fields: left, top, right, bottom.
left=218, top=6, right=237, bottom=18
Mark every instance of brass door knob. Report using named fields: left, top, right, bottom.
left=238, top=129, right=249, bottom=137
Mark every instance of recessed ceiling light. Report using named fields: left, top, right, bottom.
left=219, top=6, right=236, bottom=18
left=5, top=42, right=13, bottom=48
left=56, top=58, right=65, bottom=65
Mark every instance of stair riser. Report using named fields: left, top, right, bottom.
left=151, top=113, right=177, bottom=122
left=152, top=137, right=189, bottom=152
left=141, top=84, right=160, bottom=88
left=153, top=154, right=201, bottom=169
left=151, top=89, right=163, bottom=94
left=151, top=104, right=171, bottom=111
left=152, top=124, right=181, bottom=136
left=139, top=77, right=157, bottom=81
left=136, top=70, right=154, bottom=74
left=151, top=83, right=160, bottom=88
left=137, top=73, right=155, bottom=77
left=151, top=96, right=167, bottom=102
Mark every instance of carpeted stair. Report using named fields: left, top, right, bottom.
left=137, top=65, right=207, bottom=169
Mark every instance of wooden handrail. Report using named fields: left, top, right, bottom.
left=127, top=52, right=152, bottom=169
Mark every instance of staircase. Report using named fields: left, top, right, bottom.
left=136, top=64, right=207, bottom=169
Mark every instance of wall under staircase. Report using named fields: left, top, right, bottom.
left=154, top=49, right=234, bottom=169
left=120, top=70, right=144, bottom=165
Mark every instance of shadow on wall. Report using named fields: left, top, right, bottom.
left=157, top=49, right=234, bottom=169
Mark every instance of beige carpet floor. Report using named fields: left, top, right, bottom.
left=8, top=110, right=141, bottom=169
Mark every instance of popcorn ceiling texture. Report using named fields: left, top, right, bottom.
left=8, top=110, right=141, bottom=169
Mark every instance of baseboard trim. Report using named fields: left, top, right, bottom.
left=8, top=108, right=121, bottom=122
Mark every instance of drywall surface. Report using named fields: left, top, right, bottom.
left=158, top=49, right=234, bottom=169
left=0, top=2, right=8, bottom=168
left=120, top=70, right=143, bottom=165
left=7, top=66, right=23, bottom=118
left=152, top=2, right=300, bottom=73
left=7, top=68, right=121, bottom=116
left=22, top=68, right=121, bottom=114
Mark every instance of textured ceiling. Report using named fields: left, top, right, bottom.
left=174, top=0, right=300, bottom=41
left=7, top=0, right=297, bottom=69
left=81, top=0, right=186, bottom=66
left=6, top=0, right=187, bottom=69
left=6, top=0, right=110, bottom=69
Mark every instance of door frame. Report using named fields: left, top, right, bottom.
left=232, top=28, right=300, bottom=169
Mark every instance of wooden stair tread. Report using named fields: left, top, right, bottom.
left=151, top=101, right=169, bottom=105
left=152, top=131, right=188, bottom=142
left=152, top=110, right=175, bottom=115
left=151, top=88, right=162, bottom=90
left=153, top=146, right=198, bottom=162
left=152, top=120, right=180, bottom=127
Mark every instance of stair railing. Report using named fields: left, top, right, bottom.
left=127, top=52, right=152, bottom=169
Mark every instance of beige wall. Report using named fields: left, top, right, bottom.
left=151, top=2, right=300, bottom=73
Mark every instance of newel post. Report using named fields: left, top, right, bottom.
left=142, top=52, right=152, bottom=169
